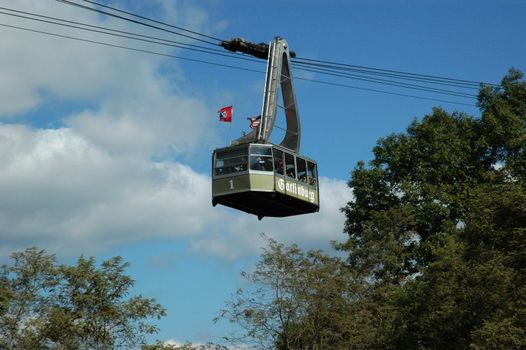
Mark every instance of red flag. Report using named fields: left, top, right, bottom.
left=247, top=115, right=261, bottom=129
left=218, top=106, right=233, bottom=122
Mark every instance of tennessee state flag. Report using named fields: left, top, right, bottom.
left=218, top=106, right=233, bottom=122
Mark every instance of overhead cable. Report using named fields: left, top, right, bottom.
left=293, top=60, right=482, bottom=89
left=293, top=57, right=500, bottom=88
left=0, top=22, right=264, bottom=73
left=0, top=22, right=475, bottom=107
left=79, top=0, right=224, bottom=42
left=0, top=7, right=260, bottom=64
left=55, top=0, right=219, bottom=46
left=0, top=7, right=480, bottom=100
left=292, top=65, right=477, bottom=99
left=55, top=0, right=500, bottom=91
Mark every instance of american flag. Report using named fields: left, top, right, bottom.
left=247, top=115, right=261, bottom=129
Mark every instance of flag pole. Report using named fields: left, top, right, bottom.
left=229, top=105, right=233, bottom=145
left=218, top=105, right=233, bottom=146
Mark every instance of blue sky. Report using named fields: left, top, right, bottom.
left=1, top=0, right=525, bottom=346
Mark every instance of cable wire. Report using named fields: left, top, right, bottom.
left=0, top=22, right=264, bottom=74
left=293, top=60, right=483, bottom=90
left=0, top=7, right=478, bottom=100
left=0, top=22, right=475, bottom=107
left=79, top=0, right=224, bottom=42
left=0, top=6, right=223, bottom=53
left=294, top=56, right=500, bottom=88
left=292, top=64, right=477, bottom=99
left=55, top=0, right=219, bottom=46
left=55, top=0, right=499, bottom=91
left=294, top=76, right=475, bottom=107
left=0, top=7, right=261, bottom=64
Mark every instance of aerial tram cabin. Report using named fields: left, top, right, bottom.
left=213, top=143, right=319, bottom=219
left=212, top=37, right=319, bottom=219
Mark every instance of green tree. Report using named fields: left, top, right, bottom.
left=217, top=236, right=357, bottom=350
left=220, top=70, right=526, bottom=349
left=0, top=247, right=166, bottom=350
left=341, top=107, right=492, bottom=285
left=341, top=70, right=526, bottom=348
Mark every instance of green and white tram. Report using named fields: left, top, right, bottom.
left=212, top=143, right=319, bottom=219
left=213, top=37, right=319, bottom=219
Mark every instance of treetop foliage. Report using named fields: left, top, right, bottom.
left=342, top=69, right=526, bottom=285
left=0, top=248, right=166, bottom=350
left=219, top=70, right=526, bottom=349
left=339, top=69, right=526, bottom=348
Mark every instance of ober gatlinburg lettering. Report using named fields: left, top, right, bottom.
left=277, top=178, right=315, bottom=203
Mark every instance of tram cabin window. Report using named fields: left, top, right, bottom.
left=297, top=158, right=307, bottom=182
left=249, top=146, right=273, bottom=172
left=215, top=148, right=248, bottom=176
left=307, top=161, right=317, bottom=186
left=285, top=152, right=296, bottom=179
left=273, top=149, right=284, bottom=175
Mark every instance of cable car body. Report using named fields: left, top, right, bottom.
left=212, top=143, right=319, bottom=219
left=212, top=37, right=319, bottom=219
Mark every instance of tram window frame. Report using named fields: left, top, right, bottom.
left=296, top=157, right=307, bottom=183
left=214, top=147, right=249, bottom=176
left=249, top=145, right=273, bottom=172
left=285, top=152, right=296, bottom=179
left=307, top=161, right=317, bottom=186
left=250, top=145, right=272, bottom=156
left=273, top=149, right=284, bottom=175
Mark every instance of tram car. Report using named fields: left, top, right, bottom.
left=212, top=143, right=319, bottom=219
left=213, top=37, right=319, bottom=219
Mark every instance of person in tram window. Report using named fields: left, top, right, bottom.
left=275, top=159, right=284, bottom=174
left=263, top=158, right=273, bottom=171
left=255, top=157, right=266, bottom=170
left=307, top=162, right=317, bottom=186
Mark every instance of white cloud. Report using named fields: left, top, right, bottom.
left=190, top=177, right=353, bottom=260
left=0, top=0, right=222, bottom=257
left=0, top=1, right=128, bottom=115
left=0, top=0, right=351, bottom=263
left=0, top=124, right=217, bottom=256
left=0, top=120, right=351, bottom=260
left=0, top=0, right=214, bottom=118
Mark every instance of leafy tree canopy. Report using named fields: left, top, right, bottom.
left=221, top=70, right=526, bottom=349
left=341, top=69, right=526, bottom=284
left=340, top=69, right=526, bottom=348
left=0, top=248, right=166, bottom=350
left=217, top=235, right=358, bottom=350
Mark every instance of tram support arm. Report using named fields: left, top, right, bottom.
left=220, top=37, right=296, bottom=59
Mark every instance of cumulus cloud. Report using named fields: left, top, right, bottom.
left=0, top=0, right=215, bottom=117
left=0, top=0, right=351, bottom=262
left=0, top=124, right=217, bottom=256
left=190, top=177, right=353, bottom=260
left=0, top=0, right=218, bottom=256
left=0, top=120, right=351, bottom=259
left=0, top=1, right=127, bottom=115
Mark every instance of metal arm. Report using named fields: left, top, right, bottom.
left=220, top=37, right=296, bottom=58
left=225, top=37, right=301, bottom=153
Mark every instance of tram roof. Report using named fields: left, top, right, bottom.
left=213, top=143, right=317, bottom=163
